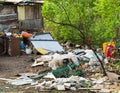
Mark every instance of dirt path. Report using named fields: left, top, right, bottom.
left=0, top=55, right=35, bottom=78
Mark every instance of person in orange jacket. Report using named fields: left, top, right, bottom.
left=22, top=31, right=33, bottom=38
left=21, top=30, right=33, bottom=46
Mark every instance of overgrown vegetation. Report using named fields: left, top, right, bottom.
left=42, top=0, right=120, bottom=47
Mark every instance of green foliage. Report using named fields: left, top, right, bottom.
left=93, top=0, right=120, bottom=42
left=106, top=62, right=120, bottom=74
left=42, top=0, right=120, bottom=47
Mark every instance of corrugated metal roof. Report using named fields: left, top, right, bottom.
left=31, top=40, right=64, bottom=52
left=30, top=33, right=53, bottom=40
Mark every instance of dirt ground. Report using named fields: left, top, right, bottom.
left=0, top=55, right=42, bottom=93
left=0, top=55, right=95, bottom=93
left=2, top=55, right=120, bottom=93
left=0, top=55, right=35, bottom=78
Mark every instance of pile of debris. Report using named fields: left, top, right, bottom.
left=1, top=26, right=120, bottom=93
left=106, top=58, right=120, bottom=75
left=1, top=46, right=120, bottom=92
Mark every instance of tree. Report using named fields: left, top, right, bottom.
left=42, top=0, right=96, bottom=46
left=94, top=0, right=120, bottom=44
left=42, top=0, right=110, bottom=75
left=42, top=0, right=120, bottom=47
left=42, top=0, right=120, bottom=75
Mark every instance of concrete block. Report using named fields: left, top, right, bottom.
left=107, top=72, right=120, bottom=82
left=64, top=83, right=71, bottom=89
left=70, top=87, right=77, bottom=91
left=56, top=85, right=65, bottom=90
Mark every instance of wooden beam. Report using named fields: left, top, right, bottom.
left=0, top=13, right=17, bottom=22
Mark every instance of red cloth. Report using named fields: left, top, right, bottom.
left=105, top=45, right=115, bottom=58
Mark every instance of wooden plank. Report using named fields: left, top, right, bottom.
left=0, top=13, right=17, bottom=22
left=36, top=4, right=42, bottom=19
left=17, top=6, right=25, bottom=20
left=25, top=5, right=34, bottom=19
left=17, top=4, right=42, bottom=20
left=25, top=5, right=42, bottom=20
left=78, top=88, right=101, bottom=90
left=0, top=5, right=17, bottom=15
left=19, top=19, right=43, bottom=29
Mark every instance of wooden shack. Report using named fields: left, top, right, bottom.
left=17, top=1, right=44, bottom=31
left=0, top=0, right=44, bottom=32
left=0, top=1, right=17, bottom=27
left=0, top=0, right=44, bottom=56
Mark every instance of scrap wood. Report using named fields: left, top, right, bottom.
left=34, top=55, right=52, bottom=63
left=36, top=60, right=49, bottom=63
left=78, top=88, right=101, bottom=90
left=32, top=56, right=52, bottom=67
left=37, top=67, right=51, bottom=74
left=0, top=78, right=12, bottom=81
left=18, top=73, right=38, bottom=77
